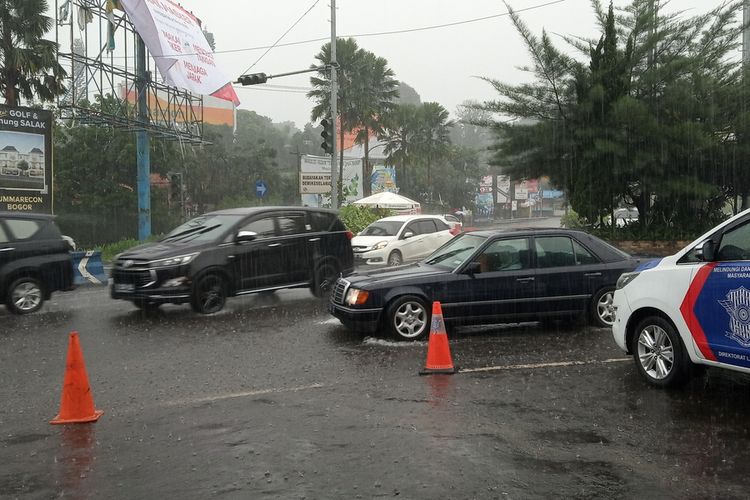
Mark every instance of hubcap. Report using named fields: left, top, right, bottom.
left=637, top=325, right=674, bottom=380
left=394, top=302, right=426, bottom=339
left=597, top=291, right=615, bottom=325
left=12, top=282, right=41, bottom=311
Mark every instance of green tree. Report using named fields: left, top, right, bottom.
left=379, top=103, right=420, bottom=194
left=415, top=102, right=453, bottom=201
left=0, top=0, right=66, bottom=105
left=477, top=0, right=744, bottom=234
left=308, top=38, right=398, bottom=204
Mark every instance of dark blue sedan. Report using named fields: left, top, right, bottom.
left=329, top=228, right=642, bottom=340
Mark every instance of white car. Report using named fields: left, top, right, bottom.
left=612, top=208, right=750, bottom=387
left=352, top=215, right=456, bottom=266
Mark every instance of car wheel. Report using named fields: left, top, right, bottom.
left=387, top=251, right=403, bottom=267
left=386, top=295, right=430, bottom=341
left=311, top=261, right=339, bottom=298
left=591, top=288, right=616, bottom=328
left=7, top=277, right=44, bottom=315
left=631, top=315, right=691, bottom=387
left=191, top=274, right=227, bottom=314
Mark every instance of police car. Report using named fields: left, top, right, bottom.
left=613, top=208, right=750, bottom=387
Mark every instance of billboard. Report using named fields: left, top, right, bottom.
left=496, top=175, right=510, bottom=203
left=300, top=155, right=363, bottom=207
left=371, top=165, right=398, bottom=194
left=120, top=0, right=239, bottom=105
left=0, top=105, right=52, bottom=213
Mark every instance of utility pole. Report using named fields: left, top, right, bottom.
left=743, top=0, right=750, bottom=210
left=330, top=0, right=339, bottom=208
left=136, top=35, right=151, bottom=240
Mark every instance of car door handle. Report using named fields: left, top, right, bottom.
left=227, top=255, right=235, bottom=260
left=267, top=243, right=282, bottom=247
left=308, top=238, right=321, bottom=242
left=584, top=272, right=602, bottom=277
left=516, top=277, right=535, bottom=283
left=0, top=247, right=13, bottom=252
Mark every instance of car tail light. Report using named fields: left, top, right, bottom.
left=449, top=225, right=461, bottom=236
left=345, top=230, right=354, bottom=240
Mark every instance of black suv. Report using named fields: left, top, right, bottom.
left=0, top=212, right=74, bottom=314
left=111, top=207, right=354, bottom=313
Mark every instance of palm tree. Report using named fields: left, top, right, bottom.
left=379, top=104, right=420, bottom=193
left=416, top=102, right=453, bottom=201
left=352, top=52, right=398, bottom=195
left=1, top=0, right=67, bottom=106
left=308, top=38, right=398, bottom=203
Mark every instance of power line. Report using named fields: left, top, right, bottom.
left=241, top=0, right=322, bottom=75
left=138, top=0, right=567, bottom=60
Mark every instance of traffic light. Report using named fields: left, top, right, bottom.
left=168, top=172, right=182, bottom=205
left=237, top=72, right=268, bottom=85
left=320, top=118, right=333, bottom=154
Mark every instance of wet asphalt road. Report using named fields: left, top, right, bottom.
left=3, top=284, right=750, bottom=500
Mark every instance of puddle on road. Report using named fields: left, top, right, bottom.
left=362, top=337, right=426, bottom=348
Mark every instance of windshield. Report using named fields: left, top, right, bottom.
left=360, top=220, right=403, bottom=237
left=162, top=214, right=243, bottom=243
left=424, top=233, right=487, bottom=270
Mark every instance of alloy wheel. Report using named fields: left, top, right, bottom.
left=637, top=324, right=674, bottom=380
left=597, top=291, right=615, bottom=326
left=12, top=281, right=42, bottom=313
left=393, top=301, right=427, bottom=339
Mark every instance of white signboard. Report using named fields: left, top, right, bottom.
left=300, top=155, right=363, bottom=206
left=511, top=201, right=518, bottom=211
left=496, top=175, right=510, bottom=203
left=514, top=186, right=529, bottom=200
left=121, top=0, right=239, bottom=104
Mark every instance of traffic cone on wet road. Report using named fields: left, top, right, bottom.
left=50, top=332, right=103, bottom=425
left=419, top=301, right=458, bottom=375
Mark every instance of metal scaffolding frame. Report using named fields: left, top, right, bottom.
left=55, top=0, right=205, bottom=144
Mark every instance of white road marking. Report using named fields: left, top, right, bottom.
left=460, top=358, right=630, bottom=373
left=162, top=383, right=326, bottom=407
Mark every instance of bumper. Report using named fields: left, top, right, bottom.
left=111, top=284, right=192, bottom=304
left=611, top=291, right=633, bottom=353
left=353, top=249, right=388, bottom=266
left=328, top=301, right=382, bottom=333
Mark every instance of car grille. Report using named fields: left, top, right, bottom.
left=112, top=269, right=156, bottom=288
left=352, top=245, right=368, bottom=252
left=331, top=278, right=349, bottom=305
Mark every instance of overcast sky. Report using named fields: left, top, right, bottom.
left=55, top=0, right=718, bottom=129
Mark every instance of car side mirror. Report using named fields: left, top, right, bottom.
left=698, top=240, right=716, bottom=262
left=403, top=231, right=414, bottom=239
left=236, top=230, right=258, bottom=243
left=464, top=261, right=481, bottom=275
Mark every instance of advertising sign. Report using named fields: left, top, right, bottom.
left=120, top=0, right=239, bottom=105
left=514, top=187, right=529, bottom=200
left=479, top=175, right=493, bottom=194
left=0, top=105, right=52, bottom=213
left=496, top=175, right=510, bottom=203
left=370, top=165, right=398, bottom=194
left=300, top=155, right=363, bottom=207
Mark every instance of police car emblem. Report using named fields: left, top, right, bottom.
left=720, top=286, right=750, bottom=348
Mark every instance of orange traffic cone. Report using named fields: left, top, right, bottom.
left=50, top=332, right=103, bottom=425
left=419, top=302, right=458, bottom=375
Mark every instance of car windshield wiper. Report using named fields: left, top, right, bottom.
left=425, top=247, right=474, bottom=265
left=163, top=224, right=221, bottom=242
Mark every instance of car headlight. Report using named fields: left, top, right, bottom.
left=616, top=272, right=640, bottom=290
left=151, top=253, right=199, bottom=268
left=345, top=288, right=370, bottom=306
left=372, top=241, right=389, bottom=250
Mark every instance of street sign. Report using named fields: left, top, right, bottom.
left=255, top=179, right=268, bottom=198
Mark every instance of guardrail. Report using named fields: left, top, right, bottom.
left=71, top=251, right=108, bottom=286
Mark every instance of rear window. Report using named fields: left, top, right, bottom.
left=309, top=211, right=336, bottom=232
left=5, top=219, right=42, bottom=240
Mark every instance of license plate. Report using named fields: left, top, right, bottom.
left=115, top=283, right=134, bottom=293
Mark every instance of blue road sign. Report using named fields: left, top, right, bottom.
left=255, top=179, right=268, bottom=198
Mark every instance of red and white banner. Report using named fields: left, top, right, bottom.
left=120, top=0, right=239, bottom=105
